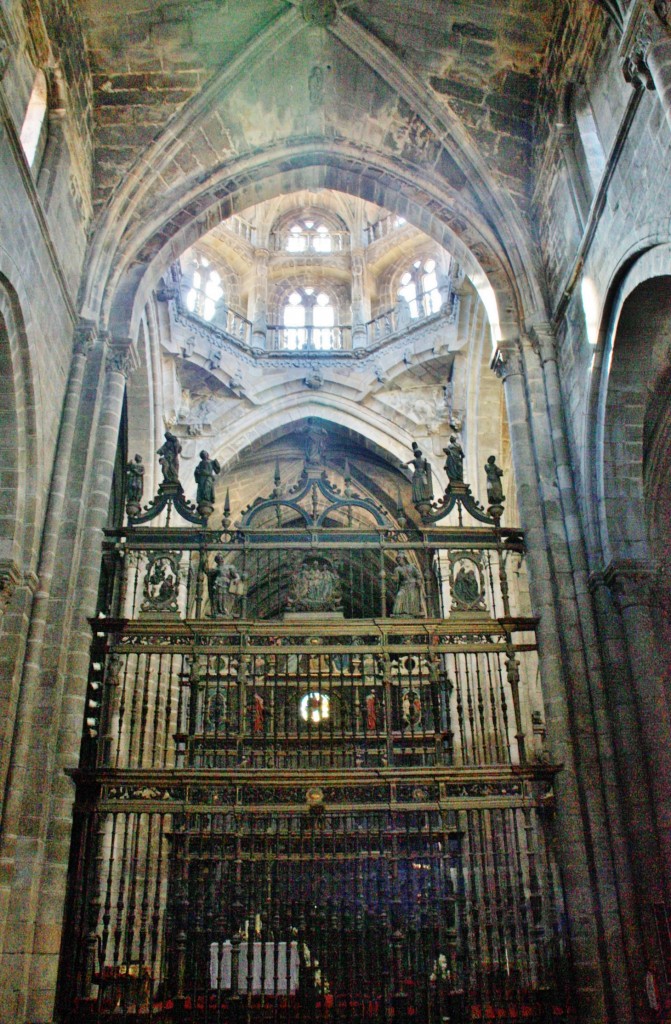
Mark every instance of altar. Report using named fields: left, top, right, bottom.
left=209, top=941, right=300, bottom=994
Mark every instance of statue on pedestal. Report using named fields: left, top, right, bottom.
left=158, top=431, right=182, bottom=484
left=195, top=450, right=220, bottom=512
left=443, top=435, right=464, bottom=484
left=406, top=442, right=433, bottom=504
left=126, top=454, right=144, bottom=514
left=484, top=455, right=504, bottom=506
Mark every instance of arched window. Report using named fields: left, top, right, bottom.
left=185, top=257, right=224, bottom=322
left=285, top=218, right=333, bottom=254
left=20, top=70, right=48, bottom=170
left=397, top=258, right=443, bottom=319
left=282, top=288, right=336, bottom=349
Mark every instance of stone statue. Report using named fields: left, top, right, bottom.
left=207, top=554, right=243, bottom=618
left=443, top=434, right=464, bottom=483
left=126, top=454, right=144, bottom=508
left=406, top=442, right=433, bottom=504
left=194, top=450, right=220, bottom=507
left=485, top=455, right=504, bottom=505
left=366, top=691, right=378, bottom=731
left=452, top=565, right=483, bottom=610
left=158, top=431, right=182, bottom=484
left=305, top=421, right=328, bottom=467
left=391, top=554, right=428, bottom=617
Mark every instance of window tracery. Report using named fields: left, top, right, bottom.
left=397, top=258, right=443, bottom=319
left=282, top=287, right=336, bottom=349
left=184, top=256, right=224, bottom=322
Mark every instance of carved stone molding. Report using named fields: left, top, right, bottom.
left=0, top=560, right=22, bottom=615
left=491, top=341, right=523, bottom=382
left=73, top=318, right=98, bottom=357
left=619, top=1, right=657, bottom=86
left=604, top=558, right=656, bottom=610
left=526, top=323, right=557, bottom=366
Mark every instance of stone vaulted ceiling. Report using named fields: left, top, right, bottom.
left=79, top=0, right=559, bottom=217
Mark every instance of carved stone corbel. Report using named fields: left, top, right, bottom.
left=491, top=340, right=524, bottom=381
left=0, top=560, right=22, bottom=616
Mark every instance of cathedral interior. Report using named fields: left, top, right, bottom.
left=0, top=1, right=671, bottom=1022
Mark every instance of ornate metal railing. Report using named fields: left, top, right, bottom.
left=59, top=431, right=574, bottom=1024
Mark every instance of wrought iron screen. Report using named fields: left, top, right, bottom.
left=60, top=439, right=574, bottom=1023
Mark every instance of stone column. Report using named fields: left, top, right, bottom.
left=0, top=319, right=97, bottom=1018
left=620, top=4, right=671, bottom=129
left=351, top=247, right=367, bottom=348
left=23, top=338, right=139, bottom=1023
left=251, top=248, right=269, bottom=348
left=493, top=339, right=639, bottom=1023
left=605, top=559, right=671, bottom=883
left=589, top=570, right=667, bottom=966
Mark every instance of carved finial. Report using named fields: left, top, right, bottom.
left=222, top=488, right=231, bottom=531
left=343, top=458, right=353, bottom=497
left=272, top=459, right=284, bottom=498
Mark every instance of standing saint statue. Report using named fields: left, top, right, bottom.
left=126, top=454, right=145, bottom=510
left=443, top=435, right=465, bottom=483
left=484, top=455, right=504, bottom=505
left=194, top=450, right=220, bottom=508
left=391, top=554, right=428, bottom=617
left=158, top=431, right=182, bottom=484
left=406, top=442, right=433, bottom=504
left=207, top=554, right=243, bottom=618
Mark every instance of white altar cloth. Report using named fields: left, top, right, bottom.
left=209, top=940, right=299, bottom=994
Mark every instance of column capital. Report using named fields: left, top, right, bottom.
left=105, top=338, right=140, bottom=379
left=491, top=340, right=523, bottom=381
left=73, top=318, right=98, bottom=357
left=604, top=558, right=656, bottom=609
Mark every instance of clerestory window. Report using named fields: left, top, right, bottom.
left=397, top=258, right=442, bottom=319
left=185, top=257, right=224, bottom=322
left=282, top=288, right=336, bottom=349
left=286, top=219, right=333, bottom=254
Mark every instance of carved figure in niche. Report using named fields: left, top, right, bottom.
left=309, top=65, right=324, bottom=107
left=158, top=431, right=182, bottom=484
left=207, top=555, right=243, bottom=618
left=366, top=691, right=378, bottom=731
left=406, top=442, right=433, bottom=504
left=452, top=564, right=485, bottom=611
left=253, top=693, right=265, bottom=734
left=287, top=555, right=342, bottom=612
left=194, top=450, right=220, bottom=507
left=485, top=455, right=504, bottom=505
left=142, top=555, right=179, bottom=612
left=126, top=454, right=144, bottom=509
left=443, top=434, right=464, bottom=483
left=391, top=554, right=428, bottom=617
left=402, top=688, right=422, bottom=728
